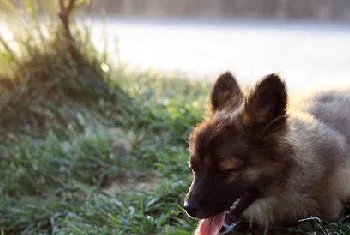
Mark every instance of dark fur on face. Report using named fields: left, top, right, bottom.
left=184, top=72, right=294, bottom=220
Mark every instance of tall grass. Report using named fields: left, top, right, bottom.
left=0, top=0, right=131, bottom=141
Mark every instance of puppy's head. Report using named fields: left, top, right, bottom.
left=184, top=72, right=294, bottom=224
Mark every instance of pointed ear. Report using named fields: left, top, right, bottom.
left=211, top=72, right=244, bottom=113
left=243, top=73, right=287, bottom=129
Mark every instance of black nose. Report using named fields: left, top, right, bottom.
left=183, top=201, right=199, bottom=217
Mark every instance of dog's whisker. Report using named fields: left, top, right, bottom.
left=298, top=216, right=323, bottom=223
left=219, top=222, right=237, bottom=234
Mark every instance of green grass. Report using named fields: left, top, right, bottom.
left=0, top=3, right=350, bottom=235
left=0, top=68, right=207, bottom=234
left=0, top=8, right=209, bottom=233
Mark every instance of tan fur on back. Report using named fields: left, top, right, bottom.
left=242, top=89, right=350, bottom=227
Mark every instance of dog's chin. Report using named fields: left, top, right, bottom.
left=195, top=193, right=255, bottom=234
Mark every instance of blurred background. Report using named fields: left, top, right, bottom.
left=0, top=1, right=349, bottom=235
left=5, top=0, right=350, bottom=90
left=9, top=0, right=350, bottom=19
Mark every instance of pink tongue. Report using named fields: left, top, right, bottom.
left=197, top=212, right=226, bottom=235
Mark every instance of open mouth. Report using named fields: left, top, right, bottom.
left=197, top=199, right=240, bottom=235
left=197, top=193, right=255, bottom=235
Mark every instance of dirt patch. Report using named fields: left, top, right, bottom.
left=102, top=174, right=162, bottom=194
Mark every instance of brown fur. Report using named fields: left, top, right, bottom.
left=184, top=72, right=350, bottom=231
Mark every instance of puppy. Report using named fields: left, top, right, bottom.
left=183, top=72, right=350, bottom=234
